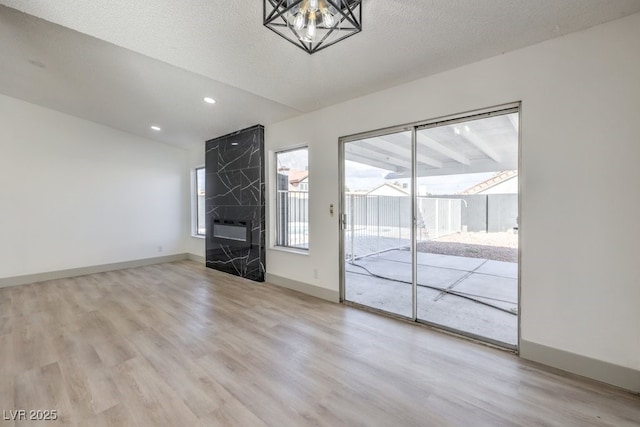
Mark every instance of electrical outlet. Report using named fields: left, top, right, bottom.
left=157, top=245, right=163, bottom=253
left=313, top=269, right=319, bottom=279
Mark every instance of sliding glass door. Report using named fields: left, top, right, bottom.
left=414, top=112, right=519, bottom=346
left=341, top=107, right=519, bottom=348
left=342, top=130, right=413, bottom=318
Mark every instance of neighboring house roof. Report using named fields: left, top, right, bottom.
left=459, top=170, right=518, bottom=195
left=366, top=183, right=410, bottom=196
left=288, top=169, right=309, bottom=187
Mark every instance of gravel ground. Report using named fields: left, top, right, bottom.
left=416, top=231, right=518, bottom=262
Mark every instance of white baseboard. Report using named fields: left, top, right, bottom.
left=266, top=273, right=340, bottom=303
left=520, top=339, right=640, bottom=393
left=0, top=254, right=190, bottom=288
left=187, top=253, right=205, bottom=264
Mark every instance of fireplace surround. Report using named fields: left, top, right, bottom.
left=205, top=125, right=265, bottom=281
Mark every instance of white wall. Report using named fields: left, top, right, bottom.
left=0, top=94, right=188, bottom=278
left=265, top=12, right=640, bottom=374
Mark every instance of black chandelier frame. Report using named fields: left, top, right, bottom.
left=263, top=0, right=362, bottom=54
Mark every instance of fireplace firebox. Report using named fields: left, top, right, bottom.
left=211, top=219, right=251, bottom=248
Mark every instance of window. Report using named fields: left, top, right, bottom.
left=194, top=167, right=206, bottom=236
left=275, top=147, right=309, bottom=249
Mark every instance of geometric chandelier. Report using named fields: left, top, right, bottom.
left=263, top=0, right=362, bottom=54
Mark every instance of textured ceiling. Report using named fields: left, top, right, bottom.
left=1, top=1, right=640, bottom=146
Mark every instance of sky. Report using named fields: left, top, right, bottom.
left=276, top=147, right=308, bottom=171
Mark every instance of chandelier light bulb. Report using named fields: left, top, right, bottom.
left=293, top=12, right=305, bottom=30
left=309, top=0, right=319, bottom=12
left=321, top=8, right=335, bottom=27
left=307, top=11, right=317, bottom=39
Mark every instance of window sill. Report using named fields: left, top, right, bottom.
left=269, top=246, right=309, bottom=256
left=191, top=234, right=206, bottom=239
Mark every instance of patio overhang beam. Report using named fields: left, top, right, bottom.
left=345, top=143, right=412, bottom=169
left=365, top=136, right=443, bottom=169
left=460, top=131, right=502, bottom=163
left=416, top=133, right=470, bottom=165
left=345, top=152, right=401, bottom=172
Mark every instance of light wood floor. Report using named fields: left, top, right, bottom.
left=0, top=261, right=638, bottom=426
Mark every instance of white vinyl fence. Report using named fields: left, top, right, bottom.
left=345, top=195, right=462, bottom=261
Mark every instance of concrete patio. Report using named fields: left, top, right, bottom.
left=345, top=249, right=518, bottom=346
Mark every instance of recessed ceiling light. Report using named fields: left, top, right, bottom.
left=231, top=142, right=239, bottom=146
left=150, top=125, right=161, bottom=131
left=204, top=97, right=216, bottom=104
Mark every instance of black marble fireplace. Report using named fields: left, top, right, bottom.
left=205, top=125, right=265, bottom=281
